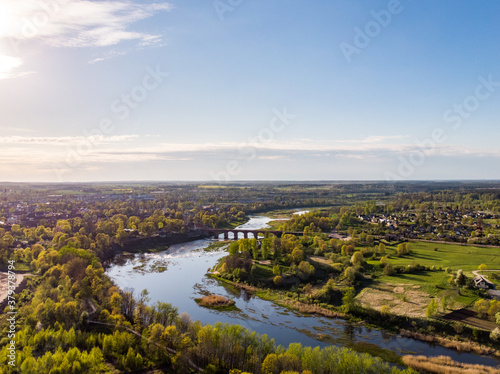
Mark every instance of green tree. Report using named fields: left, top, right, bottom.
left=298, top=261, right=314, bottom=280
left=383, top=263, right=395, bottom=276
left=272, top=265, right=281, bottom=276
left=291, top=248, right=304, bottom=264
left=273, top=275, right=283, bottom=287
left=228, top=241, right=239, bottom=256
left=426, top=299, right=438, bottom=317
left=478, top=263, right=487, bottom=274
left=344, top=266, right=357, bottom=283
left=262, top=239, right=271, bottom=260
left=455, top=269, right=467, bottom=287
left=351, top=251, right=363, bottom=267
left=341, top=287, right=356, bottom=313
left=261, top=353, right=279, bottom=374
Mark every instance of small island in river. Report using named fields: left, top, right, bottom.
left=195, top=294, right=238, bottom=311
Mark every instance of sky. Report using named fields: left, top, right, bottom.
left=0, top=0, right=499, bottom=182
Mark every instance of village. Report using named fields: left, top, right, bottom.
left=357, top=209, right=500, bottom=245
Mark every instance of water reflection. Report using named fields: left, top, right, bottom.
left=106, top=216, right=500, bottom=368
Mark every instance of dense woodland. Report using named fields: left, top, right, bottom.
left=1, top=181, right=500, bottom=373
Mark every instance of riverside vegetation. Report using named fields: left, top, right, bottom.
left=211, top=209, right=500, bottom=370
left=1, top=181, right=500, bottom=372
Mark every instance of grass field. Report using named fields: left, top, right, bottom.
left=361, top=241, right=499, bottom=311
left=368, top=241, right=500, bottom=276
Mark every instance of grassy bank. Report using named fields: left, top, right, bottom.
left=211, top=274, right=499, bottom=360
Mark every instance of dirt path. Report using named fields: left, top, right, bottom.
left=0, top=272, right=31, bottom=304
left=472, top=270, right=500, bottom=278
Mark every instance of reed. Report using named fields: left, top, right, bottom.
left=402, top=355, right=500, bottom=374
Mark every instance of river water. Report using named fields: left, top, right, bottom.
left=106, top=215, right=500, bottom=368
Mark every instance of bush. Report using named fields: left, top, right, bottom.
left=490, top=327, right=500, bottom=342
left=383, top=263, right=395, bottom=276
left=273, top=275, right=283, bottom=287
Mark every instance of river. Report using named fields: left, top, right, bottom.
left=106, top=215, right=500, bottom=368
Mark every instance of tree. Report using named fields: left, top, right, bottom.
left=455, top=269, right=467, bottom=287
left=344, top=245, right=355, bottom=256
left=272, top=265, right=281, bottom=276
left=298, top=261, right=314, bottom=280
left=291, top=248, right=304, bottom=265
left=341, top=287, right=356, bottom=313
left=273, top=276, right=283, bottom=287
left=441, top=295, right=448, bottom=312
left=474, top=299, right=490, bottom=319
left=2, top=234, right=14, bottom=247
left=490, top=327, right=500, bottom=342
left=351, top=251, right=363, bottom=267
left=344, top=267, right=357, bottom=283
left=396, top=243, right=410, bottom=257
left=366, top=235, right=374, bottom=246
left=261, top=353, right=279, bottom=374
left=478, top=263, right=487, bottom=274
left=261, top=239, right=271, bottom=260
left=377, top=243, right=386, bottom=254
left=383, top=263, right=395, bottom=276
left=252, top=246, right=259, bottom=260
left=426, top=299, right=438, bottom=317
left=153, top=301, right=178, bottom=326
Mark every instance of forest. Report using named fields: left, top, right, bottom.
left=1, top=181, right=500, bottom=373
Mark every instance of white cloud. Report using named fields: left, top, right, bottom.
left=0, top=134, right=138, bottom=144
left=88, top=49, right=126, bottom=64
left=0, top=0, right=172, bottom=77
left=1, top=1, right=172, bottom=45
left=0, top=54, right=23, bottom=79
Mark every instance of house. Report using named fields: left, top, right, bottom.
left=487, top=290, right=500, bottom=301
left=473, top=275, right=496, bottom=290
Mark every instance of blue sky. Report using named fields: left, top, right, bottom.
left=0, top=0, right=499, bottom=182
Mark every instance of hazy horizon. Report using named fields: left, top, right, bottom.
left=1, top=1, right=499, bottom=182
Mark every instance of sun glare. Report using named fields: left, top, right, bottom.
left=0, top=54, right=22, bottom=78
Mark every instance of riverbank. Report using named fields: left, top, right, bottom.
left=108, top=231, right=209, bottom=256
left=105, top=213, right=500, bottom=370
left=210, top=274, right=500, bottom=363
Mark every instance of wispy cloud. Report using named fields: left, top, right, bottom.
left=88, top=49, right=126, bottom=64
left=2, top=134, right=498, bottom=160
left=0, top=0, right=172, bottom=77
left=1, top=135, right=499, bottom=181
left=0, top=134, right=138, bottom=144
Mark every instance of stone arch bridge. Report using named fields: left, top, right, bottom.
left=198, top=228, right=303, bottom=240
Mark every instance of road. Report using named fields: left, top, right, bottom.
left=0, top=272, right=31, bottom=304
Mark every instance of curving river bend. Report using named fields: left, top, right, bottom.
left=106, top=215, right=500, bottom=368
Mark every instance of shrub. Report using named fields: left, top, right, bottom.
left=490, top=327, right=500, bottom=342
left=273, top=275, right=283, bottom=287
